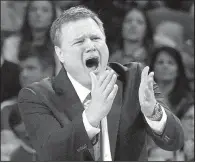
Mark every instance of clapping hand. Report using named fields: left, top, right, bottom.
left=139, top=66, right=157, bottom=117
left=85, top=70, right=118, bottom=128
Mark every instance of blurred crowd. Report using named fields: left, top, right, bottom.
left=1, top=0, right=194, bottom=161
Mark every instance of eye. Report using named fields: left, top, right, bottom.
left=91, top=36, right=100, bottom=41
left=74, top=40, right=84, bottom=45
left=157, top=60, right=164, bottom=65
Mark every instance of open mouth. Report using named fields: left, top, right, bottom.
left=85, top=57, right=99, bottom=71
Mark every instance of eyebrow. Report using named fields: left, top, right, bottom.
left=73, top=34, right=100, bottom=42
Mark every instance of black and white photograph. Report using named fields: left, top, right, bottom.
left=1, top=0, right=194, bottom=161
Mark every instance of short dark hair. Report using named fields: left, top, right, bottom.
left=18, top=44, right=56, bottom=75
left=50, top=5, right=105, bottom=47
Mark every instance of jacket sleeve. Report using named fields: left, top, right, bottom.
left=18, top=87, right=94, bottom=161
left=137, top=63, right=184, bottom=151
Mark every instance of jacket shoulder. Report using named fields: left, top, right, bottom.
left=109, top=61, right=142, bottom=74
left=22, top=77, right=54, bottom=96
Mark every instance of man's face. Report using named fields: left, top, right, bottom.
left=19, top=57, right=46, bottom=87
left=55, top=18, right=109, bottom=88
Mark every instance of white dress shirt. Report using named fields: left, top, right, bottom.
left=67, top=72, right=167, bottom=139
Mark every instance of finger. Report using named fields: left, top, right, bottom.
left=97, top=70, right=109, bottom=87
left=141, top=66, right=149, bottom=83
left=107, top=84, right=118, bottom=102
left=103, top=74, right=117, bottom=98
left=90, top=72, right=97, bottom=91
left=147, top=72, right=154, bottom=90
left=100, top=69, right=115, bottom=91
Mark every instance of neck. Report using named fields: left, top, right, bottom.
left=123, top=39, right=142, bottom=56
left=157, top=80, right=176, bottom=97
left=32, top=29, right=47, bottom=45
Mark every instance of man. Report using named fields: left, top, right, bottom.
left=1, top=45, right=55, bottom=161
left=18, top=6, right=184, bottom=161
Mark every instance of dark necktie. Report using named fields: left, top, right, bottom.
left=83, top=93, right=100, bottom=161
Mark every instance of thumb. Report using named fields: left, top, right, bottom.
left=90, top=72, right=97, bottom=91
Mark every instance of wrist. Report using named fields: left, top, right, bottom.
left=146, top=102, right=163, bottom=121
left=85, top=110, right=100, bottom=128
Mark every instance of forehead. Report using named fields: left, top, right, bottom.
left=20, top=57, right=41, bottom=67
left=125, top=9, right=144, bottom=20
left=30, top=1, right=52, bottom=9
left=157, top=51, right=176, bottom=61
left=60, top=18, right=104, bottom=42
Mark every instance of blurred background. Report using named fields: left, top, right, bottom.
left=1, top=0, right=194, bottom=161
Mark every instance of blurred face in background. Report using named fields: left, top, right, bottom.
left=154, top=51, right=178, bottom=82
left=28, top=1, right=53, bottom=30
left=20, top=57, right=47, bottom=87
left=122, top=9, right=146, bottom=43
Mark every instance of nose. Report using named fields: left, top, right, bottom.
left=21, top=69, right=28, bottom=78
left=162, top=62, right=169, bottom=69
left=84, top=38, right=96, bottom=53
left=35, top=9, right=42, bottom=18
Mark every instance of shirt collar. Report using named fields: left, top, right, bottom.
left=67, top=72, right=90, bottom=103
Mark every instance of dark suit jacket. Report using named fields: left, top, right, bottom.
left=18, top=62, right=184, bottom=161
left=1, top=60, right=21, bottom=102
left=1, top=103, right=36, bottom=161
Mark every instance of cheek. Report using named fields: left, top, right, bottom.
left=138, top=24, right=146, bottom=36
left=170, top=66, right=178, bottom=77
left=97, top=42, right=109, bottom=60
left=154, top=64, right=162, bottom=72
left=43, top=13, right=53, bottom=25
left=28, top=14, right=34, bottom=24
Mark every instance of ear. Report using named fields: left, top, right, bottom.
left=55, top=46, right=65, bottom=63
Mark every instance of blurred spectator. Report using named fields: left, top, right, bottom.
left=147, top=46, right=193, bottom=161
left=1, top=1, right=27, bottom=32
left=153, top=20, right=194, bottom=95
left=154, top=21, right=184, bottom=50
left=2, top=0, right=61, bottom=74
left=1, top=39, right=21, bottom=103
left=1, top=45, right=55, bottom=161
left=180, top=43, right=194, bottom=96
left=178, top=105, right=194, bottom=161
left=110, top=5, right=153, bottom=66
left=149, top=46, right=193, bottom=114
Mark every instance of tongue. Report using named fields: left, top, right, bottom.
left=88, top=65, right=98, bottom=71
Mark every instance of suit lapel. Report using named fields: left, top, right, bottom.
left=52, top=68, right=84, bottom=120
left=52, top=68, right=94, bottom=159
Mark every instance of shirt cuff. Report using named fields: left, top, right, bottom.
left=82, top=111, right=100, bottom=140
left=144, top=105, right=167, bottom=134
